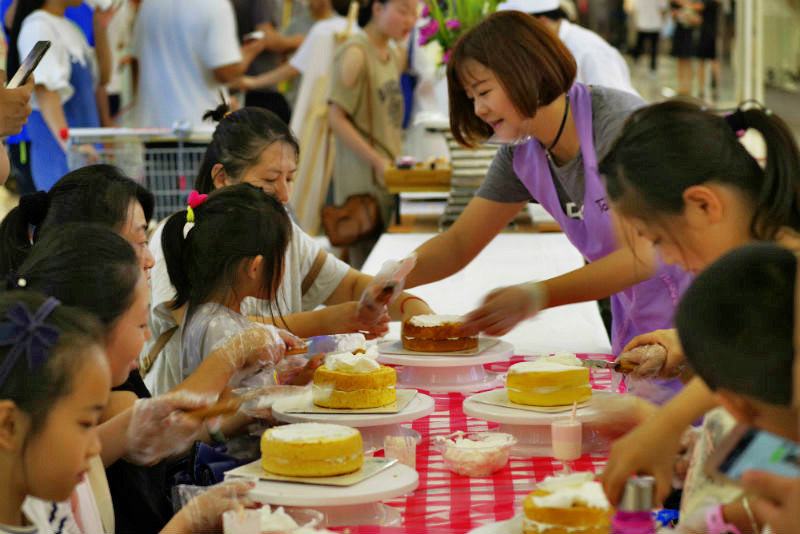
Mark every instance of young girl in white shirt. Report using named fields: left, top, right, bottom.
left=161, top=183, right=300, bottom=386
left=0, top=292, right=110, bottom=534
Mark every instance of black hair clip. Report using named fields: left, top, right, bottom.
left=725, top=109, right=748, bottom=138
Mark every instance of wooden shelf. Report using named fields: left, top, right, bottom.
left=385, top=164, right=451, bottom=193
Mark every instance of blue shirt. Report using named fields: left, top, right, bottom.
left=1, top=2, right=94, bottom=143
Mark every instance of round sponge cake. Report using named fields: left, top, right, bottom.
left=402, top=314, right=478, bottom=352
left=313, top=365, right=396, bottom=408
left=260, top=423, right=363, bottom=477
left=507, top=354, right=591, bottom=406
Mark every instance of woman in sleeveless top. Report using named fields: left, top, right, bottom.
left=327, top=0, right=417, bottom=267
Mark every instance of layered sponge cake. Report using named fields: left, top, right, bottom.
left=507, top=353, right=591, bottom=406
left=523, top=473, right=612, bottom=534
left=312, top=345, right=397, bottom=409
left=401, top=314, right=478, bottom=352
left=260, top=423, right=363, bottom=477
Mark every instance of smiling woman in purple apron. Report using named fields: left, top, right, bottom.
left=404, top=12, right=692, bottom=389
left=14, top=0, right=99, bottom=191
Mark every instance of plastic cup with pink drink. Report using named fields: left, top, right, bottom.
left=551, top=402, right=582, bottom=472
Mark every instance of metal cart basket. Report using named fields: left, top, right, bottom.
left=66, top=125, right=214, bottom=221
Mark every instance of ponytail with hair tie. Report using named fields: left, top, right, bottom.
left=202, top=96, right=232, bottom=124
left=18, top=191, right=49, bottom=226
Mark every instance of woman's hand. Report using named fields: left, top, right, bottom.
left=372, top=155, right=390, bottom=187
left=462, top=282, right=547, bottom=336
left=327, top=301, right=389, bottom=339
left=618, top=329, right=691, bottom=381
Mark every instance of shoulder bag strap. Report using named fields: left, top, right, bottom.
left=139, top=326, right=178, bottom=378
left=301, top=249, right=328, bottom=296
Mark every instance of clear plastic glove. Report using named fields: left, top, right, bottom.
left=580, top=393, right=657, bottom=440
left=168, top=480, right=256, bottom=534
left=357, top=254, right=417, bottom=324
left=620, top=329, right=690, bottom=381
left=743, top=470, right=800, bottom=533
left=600, top=415, right=683, bottom=507
left=275, top=353, right=325, bottom=385
left=462, top=281, right=547, bottom=336
left=217, top=324, right=304, bottom=373
left=234, top=384, right=310, bottom=419
left=124, top=391, right=217, bottom=465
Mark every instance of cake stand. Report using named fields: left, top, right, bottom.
left=271, top=393, right=435, bottom=452
left=462, top=390, right=614, bottom=457
left=377, top=340, right=514, bottom=393
left=225, top=462, right=418, bottom=527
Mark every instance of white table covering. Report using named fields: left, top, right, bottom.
left=361, top=233, right=612, bottom=356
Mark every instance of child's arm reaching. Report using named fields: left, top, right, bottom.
left=601, top=376, right=718, bottom=506
left=161, top=480, right=255, bottom=534
left=174, top=325, right=303, bottom=396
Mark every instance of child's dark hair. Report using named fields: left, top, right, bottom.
left=12, top=224, right=141, bottom=328
left=357, top=0, right=388, bottom=27
left=162, top=183, right=292, bottom=314
left=195, top=105, right=300, bottom=194
left=601, top=101, right=800, bottom=241
left=676, top=242, right=795, bottom=406
left=0, top=291, right=103, bottom=439
left=0, top=164, right=154, bottom=276
left=446, top=10, right=576, bottom=147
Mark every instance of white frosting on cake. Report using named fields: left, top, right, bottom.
left=508, top=354, right=583, bottom=373
left=408, top=314, right=463, bottom=327
left=533, top=472, right=610, bottom=509
left=332, top=333, right=367, bottom=353
left=267, top=423, right=358, bottom=442
left=323, top=345, right=380, bottom=373
left=260, top=506, right=299, bottom=533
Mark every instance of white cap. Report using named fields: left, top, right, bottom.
left=497, top=0, right=560, bottom=14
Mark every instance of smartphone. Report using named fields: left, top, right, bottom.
left=243, top=30, right=265, bottom=42
left=8, top=41, right=51, bottom=89
left=705, top=424, right=800, bottom=484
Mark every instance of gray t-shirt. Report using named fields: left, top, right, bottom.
left=476, top=86, right=645, bottom=219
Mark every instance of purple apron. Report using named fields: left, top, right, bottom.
left=513, top=83, right=693, bottom=364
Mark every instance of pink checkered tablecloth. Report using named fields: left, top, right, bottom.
left=335, top=354, right=625, bottom=534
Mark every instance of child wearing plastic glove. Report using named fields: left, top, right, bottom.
left=597, top=99, right=800, bottom=507
left=160, top=185, right=307, bottom=386
left=162, top=480, right=256, bottom=534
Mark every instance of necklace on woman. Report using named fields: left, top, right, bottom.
left=544, top=94, right=570, bottom=159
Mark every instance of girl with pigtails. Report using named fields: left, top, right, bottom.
left=160, top=183, right=306, bottom=388
left=597, top=100, right=800, bottom=510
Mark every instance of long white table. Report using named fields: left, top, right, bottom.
left=361, top=233, right=612, bottom=356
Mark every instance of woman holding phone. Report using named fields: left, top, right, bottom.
left=8, top=0, right=100, bottom=191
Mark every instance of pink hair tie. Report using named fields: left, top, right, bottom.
left=186, top=190, right=209, bottom=223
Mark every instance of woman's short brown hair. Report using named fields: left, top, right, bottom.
left=446, top=11, right=577, bottom=147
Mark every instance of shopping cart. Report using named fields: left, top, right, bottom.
left=66, top=124, right=214, bottom=221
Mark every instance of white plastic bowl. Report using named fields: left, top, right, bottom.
left=433, top=431, right=517, bottom=477
left=223, top=505, right=324, bottom=534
